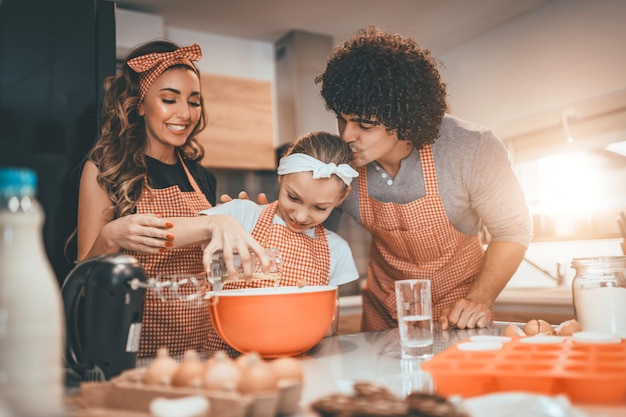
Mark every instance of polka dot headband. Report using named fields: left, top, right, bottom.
left=126, top=44, right=202, bottom=104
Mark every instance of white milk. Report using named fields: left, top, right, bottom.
left=0, top=170, right=65, bottom=417
left=574, top=286, right=626, bottom=338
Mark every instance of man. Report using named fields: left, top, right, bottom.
left=315, top=26, right=532, bottom=331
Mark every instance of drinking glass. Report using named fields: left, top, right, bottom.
left=395, top=279, right=433, bottom=358
left=209, top=247, right=282, bottom=290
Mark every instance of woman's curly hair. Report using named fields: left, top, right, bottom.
left=88, top=40, right=206, bottom=218
left=315, top=26, right=447, bottom=149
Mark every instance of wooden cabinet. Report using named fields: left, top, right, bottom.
left=197, top=74, right=275, bottom=170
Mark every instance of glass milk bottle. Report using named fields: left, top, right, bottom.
left=0, top=168, right=65, bottom=416
left=571, top=256, right=626, bottom=338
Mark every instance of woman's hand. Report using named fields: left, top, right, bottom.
left=77, top=161, right=176, bottom=260
left=97, top=213, right=174, bottom=254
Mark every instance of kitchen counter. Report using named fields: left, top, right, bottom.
left=297, top=322, right=625, bottom=417
left=66, top=322, right=625, bottom=417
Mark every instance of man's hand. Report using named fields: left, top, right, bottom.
left=219, top=191, right=269, bottom=205
left=438, top=298, right=492, bottom=330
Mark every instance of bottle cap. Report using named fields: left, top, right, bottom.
left=0, top=167, right=37, bottom=194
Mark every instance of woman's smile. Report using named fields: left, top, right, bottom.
left=166, top=123, right=188, bottom=133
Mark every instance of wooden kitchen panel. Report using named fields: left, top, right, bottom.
left=198, top=74, right=275, bottom=170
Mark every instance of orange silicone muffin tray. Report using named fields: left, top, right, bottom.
left=420, top=337, right=626, bottom=404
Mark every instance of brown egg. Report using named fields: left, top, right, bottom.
left=555, top=319, right=582, bottom=336
left=503, top=324, right=526, bottom=338
left=269, top=357, right=303, bottom=383
left=171, top=350, right=205, bottom=388
left=235, top=351, right=257, bottom=370
left=238, top=352, right=278, bottom=394
left=523, top=319, right=555, bottom=336
left=143, top=347, right=179, bottom=386
left=204, top=350, right=241, bottom=391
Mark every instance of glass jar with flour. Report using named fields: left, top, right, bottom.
left=571, top=256, right=626, bottom=338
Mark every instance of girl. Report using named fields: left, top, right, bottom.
left=203, top=131, right=360, bottom=351
left=201, top=131, right=360, bottom=289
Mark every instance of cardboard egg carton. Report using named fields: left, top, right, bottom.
left=65, top=368, right=302, bottom=417
left=421, top=337, right=626, bottom=404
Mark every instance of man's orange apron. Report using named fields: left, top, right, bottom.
left=358, top=145, right=486, bottom=331
left=207, top=201, right=331, bottom=352
left=122, top=154, right=212, bottom=358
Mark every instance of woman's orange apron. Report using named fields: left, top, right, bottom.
left=122, top=154, right=212, bottom=358
left=207, top=201, right=331, bottom=352
left=358, top=145, right=486, bottom=331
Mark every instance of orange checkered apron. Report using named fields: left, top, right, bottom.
left=122, top=154, right=212, bottom=358
left=207, top=200, right=331, bottom=353
left=358, top=145, right=486, bottom=331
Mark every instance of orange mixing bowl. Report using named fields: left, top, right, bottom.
left=206, top=285, right=338, bottom=358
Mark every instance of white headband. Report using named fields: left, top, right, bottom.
left=277, top=153, right=359, bottom=186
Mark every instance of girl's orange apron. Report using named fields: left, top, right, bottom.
left=358, top=145, right=486, bottom=331
left=207, top=201, right=331, bottom=352
left=122, top=155, right=212, bottom=358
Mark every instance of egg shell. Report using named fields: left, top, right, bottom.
left=502, top=324, right=525, bottom=338
left=555, top=319, right=582, bottom=336
left=523, top=319, right=555, bottom=336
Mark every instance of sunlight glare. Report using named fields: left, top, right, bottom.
left=536, top=152, right=604, bottom=215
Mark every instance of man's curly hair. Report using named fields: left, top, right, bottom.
left=315, top=26, right=447, bottom=149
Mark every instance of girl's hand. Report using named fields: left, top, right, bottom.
left=200, top=214, right=269, bottom=279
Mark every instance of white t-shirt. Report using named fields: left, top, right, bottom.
left=199, top=199, right=359, bottom=286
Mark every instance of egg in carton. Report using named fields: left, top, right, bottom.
left=104, top=349, right=303, bottom=417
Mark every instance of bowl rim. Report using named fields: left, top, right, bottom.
left=204, top=284, right=338, bottom=298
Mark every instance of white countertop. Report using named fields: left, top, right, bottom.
left=297, top=322, right=626, bottom=417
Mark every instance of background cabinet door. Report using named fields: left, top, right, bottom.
left=198, top=74, right=275, bottom=170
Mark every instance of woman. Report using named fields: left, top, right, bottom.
left=77, top=40, right=263, bottom=357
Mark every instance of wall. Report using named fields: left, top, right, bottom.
left=147, top=0, right=626, bottom=153
left=438, top=0, right=626, bottom=135
left=0, top=0, right=117, bottom=283
left=437, top=0, right=626, bottom=286
left=166, top=27, right=274, bottom=81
